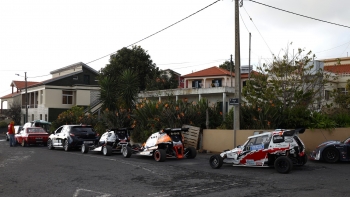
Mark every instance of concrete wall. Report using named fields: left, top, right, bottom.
left=203, top=128, right=350, bottom=153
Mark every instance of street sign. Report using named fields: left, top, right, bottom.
left=229, top=98, right=239, bottom=105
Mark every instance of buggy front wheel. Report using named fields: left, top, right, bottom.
left=209, top=154, right=223, bottom=169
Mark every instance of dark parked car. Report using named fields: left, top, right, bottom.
left=47, top=125, right=99, bottom=151
left=310, top=137, right=350, bottom=163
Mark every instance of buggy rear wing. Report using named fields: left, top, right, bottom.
left=109, top=128, right=134, bottom=132
left=282, top=128, right=305, bottom=136
left=163, top=128, right=189, bottom=133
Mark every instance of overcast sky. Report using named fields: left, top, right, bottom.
left=1, top=0, right=350, bottom=108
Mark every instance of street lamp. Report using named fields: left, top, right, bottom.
left=15, top=72, right=28, bottom=123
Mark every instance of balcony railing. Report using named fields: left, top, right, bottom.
left=22, top=104, right=38, bottom=109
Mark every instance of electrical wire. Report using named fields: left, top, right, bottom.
left=315, top=41, right=350, bottom=54
left=239, top=12, right=250, bottom=33
left=249, top=0, right=350, bottom=29
left=158, top=59, right=227, bottom=66
left=28, top=74, right=51, bottom=79
left=84, top=0, right=221, bottom=65
left=242, top=6, right=273, bottom=55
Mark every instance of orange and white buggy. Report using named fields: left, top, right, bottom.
left=123, top=128, right=197, bottom=162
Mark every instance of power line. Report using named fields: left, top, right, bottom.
left=315, top=41, right=350, bottom=54
left=158, top=59, right=226, bottom=66
left=249, top=0, right=350, bottom=29
left=242, top=6, right=273, bottom=55
left=239, top=12, right=250, bottom=33
left=84, top=0, right=221, bottom=65
left=28, top=74, right=51, bottom=79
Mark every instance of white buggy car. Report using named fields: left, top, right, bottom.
left=209, top=128, right=307, bottom=174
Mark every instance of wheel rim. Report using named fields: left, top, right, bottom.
left=326, top=150, right=336, bottom=160
left=48, top=140, right=52, bottom=148
left=64, top=141, right=68, bottom=150
left=154, top=151, right=160, bottom=161
left=22, top=140, right=25, bottom=147
left=122, top=147, right=127, bottom=157
left=82, top=145, right=85, bottom=152
left=103, top=146, right=107, bottom=155
left=277, top=160, right=288, bottom=170
left=211, top=158, right=219, bottom=167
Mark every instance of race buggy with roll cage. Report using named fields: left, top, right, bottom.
left=81, top=128, right=133, bottom=156
left=122, top=127, right=197, bottom=162
left=209, top=128, right=307, bottom=174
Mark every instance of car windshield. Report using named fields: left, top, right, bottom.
left=27, top=128, right=46, bottom=133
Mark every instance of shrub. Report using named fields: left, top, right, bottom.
left=0, top=121, right=8, bottom=128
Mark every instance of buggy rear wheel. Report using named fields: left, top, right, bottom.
left=322, top=147, right=339, bottom=163
left=122, top=146, right=132, bottom=158
left=153, top=149, right=166, bottom=162
left=81, top=144, right=89, bottom=154
left=103, top=145, right=112, bottom=156
left=209, top=154, right=223, bottom=169
left=185, top=147, right=197, bottom=159
left=274, top=156, right=293, bottom=174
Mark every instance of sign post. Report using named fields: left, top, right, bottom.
left=230, top=98, right=239, bottom=147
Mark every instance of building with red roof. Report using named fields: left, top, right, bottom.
left=138, top=65, right=254, bottom=118
left=0, top=62, right=100, bottom=124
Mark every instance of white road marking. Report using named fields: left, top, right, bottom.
left=73, top=188, right=111, bottom=197
left=69, top=152, right=165, bottom=176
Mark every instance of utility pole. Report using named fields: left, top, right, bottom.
left=230, top=54, right=233, bottom=87
left=234, top=0, right=241, bottom=147
left=25, top=72, right=28, bottom=123
left=248, top=32, right=251, bottom=80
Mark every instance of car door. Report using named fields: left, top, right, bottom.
left=52, top=126, right=63, bottom=146
left=240, top=135, right=269, bottom=166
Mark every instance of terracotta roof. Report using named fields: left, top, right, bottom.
left=183, top=66, right=236, bottom=78
left=0, top=92, right=21, bottom=99
left=182, top=66, right=257, bottom=78
left=12, top=80, right=40, bottom=89
left=324, top=64, right=350, bottom=73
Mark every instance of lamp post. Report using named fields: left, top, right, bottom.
left=16, top=72, right=28, bottom=123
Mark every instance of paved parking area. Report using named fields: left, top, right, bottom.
left=0, top=134, right=349, bottom=197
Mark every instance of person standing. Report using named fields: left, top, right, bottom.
left=8, top=121, right=16, bottom=147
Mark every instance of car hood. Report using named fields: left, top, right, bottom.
left=317, top=140, right=341, bottom=148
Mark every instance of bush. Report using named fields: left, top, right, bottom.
left=0, top=121, right=8, bottom=128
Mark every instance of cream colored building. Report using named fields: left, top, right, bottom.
left=0, top=62, right=100, bottom=124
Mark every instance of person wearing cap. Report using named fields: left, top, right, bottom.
left=8, top=121, right=16, bottom=147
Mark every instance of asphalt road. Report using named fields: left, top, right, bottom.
left=0, top=134, right=349, bottom=197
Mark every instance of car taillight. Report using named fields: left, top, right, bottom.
left=70, top=133, right=75, bottom=137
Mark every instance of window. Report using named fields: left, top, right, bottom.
left=338, top=88, right=348, bottom=95
left=84, top=75, right=90, bottom=85
left=40, top=90, right=43, bottom=104
left=62, top=91, right=73, bottom=104
left=324, top=90, right=330, bottom=101
left=31, top=114, right=34, bottom=121
left=40, top=114, right=42, bottom=120
left=45, top=114, right=47, bottom=121
left=211, top=79, right=222, bottom=87
left=192, top=80, right=202, bottom=88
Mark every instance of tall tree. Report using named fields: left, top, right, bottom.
left=99, top=45, right=157, bottom=110
left=242, top=46, right=335, bottom=129
left=6, top=101, right=22, bottom=125
left=219, top=60, right=233, bottom=71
